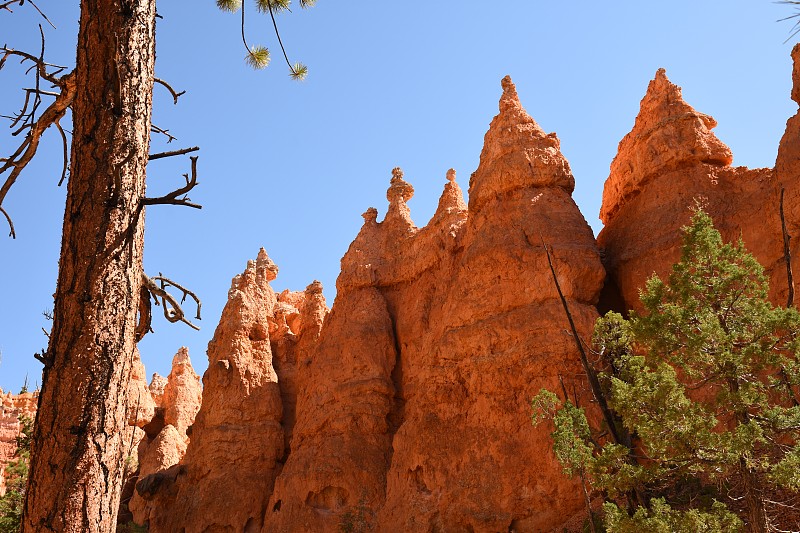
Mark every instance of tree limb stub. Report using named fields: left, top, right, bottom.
left=148, top=146, right=198, bottom=161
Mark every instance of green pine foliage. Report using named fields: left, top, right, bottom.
left=216, top=0, right=313, bottom=76
left=533, top=208, right=800, bottom=531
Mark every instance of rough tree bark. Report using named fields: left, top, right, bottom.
left=22, top=0, right=156, bottom=530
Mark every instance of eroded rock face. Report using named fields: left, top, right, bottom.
left=597, top=69, right=783, bottom=313
left=261, top=76, right=604, bottom=533
left=141, top=250, right=329, bottom=533
left=134, top=54, right=800, bottom=530
left=0, top=389, right=37, bottom=496
left=129, top=348, right=202, bottom=525
left=777, top=42, right=800, bottom=303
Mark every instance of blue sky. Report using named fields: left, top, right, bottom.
left=0, top=1, right=797, bottom=392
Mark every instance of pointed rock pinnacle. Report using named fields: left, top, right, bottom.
left=387, top=167, right=414, bottom=204
left=257, top=247, right=279, bottom=281
left=599, top=68, right=733, bottom=224
left=362, top=207, right=378, bottom=223
left=500, top=75, right=520, bottom=112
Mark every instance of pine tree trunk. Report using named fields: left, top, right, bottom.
left=22, top=0, right=156, bottom=531
left=740, top=458, right=768, bottom=533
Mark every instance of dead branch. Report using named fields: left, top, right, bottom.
left=539, top=234, right=621, bottom=442
left=154, top=77, right=185, bottom=105
left=0, top=1, right=22, bottom=13
left=150, top=124, right=176, bottom=143
left=781, top=187, right=794, bottom=308
left=141, top=155, right=202, bottom=209
left=25, top=0, right=56, bottom=29
left=141, top=272, right=201, bottom=331
left=0, top=69, right=75, bottom=238
left=148, top=146, right=198, bottom=161
left=135, top=284, right=153, bottom=342
left=0, top=206, right=15, bottom=238
left=55, top=117, right=68, bottom=185
left=0, top=47, right=67, bottom=82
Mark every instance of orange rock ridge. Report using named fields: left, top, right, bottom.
left=141, top=75, right=604, bottom=532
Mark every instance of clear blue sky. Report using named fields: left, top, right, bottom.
left=0, top=1, right=797, bottom=392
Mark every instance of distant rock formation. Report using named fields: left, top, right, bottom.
left=0, top=389, right=37, bottom=497
left=137, top=250, right=329, bottom=532
left=129, top=347, right=202, bottom=524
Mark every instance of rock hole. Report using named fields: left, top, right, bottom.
left=272, top=499, right=282, bottom=512
left=248, top=323, right=268, bottom=341
left=243, top=517, right=259, bottom=533
left=305, top=486, right=349, bottom=512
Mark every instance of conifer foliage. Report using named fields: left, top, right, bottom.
left=534, top=209, right=800, bottom=532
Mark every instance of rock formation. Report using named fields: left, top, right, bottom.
left=129, top=347, right=202, bottom=525
left=138, top=250, right=329, bottom=532
left=141, top=76, right=604, bottom=533
left=0, top=389, right=36, bottom=497
left=597, top=68, right=783, bottom=313
left=131, top=48, right=800, bottom=532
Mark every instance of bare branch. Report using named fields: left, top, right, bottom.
left=148, top=146, right=199, bottom=161
left=141, top=155, right=202, bottom=209
left=141, top=272, right=202, bottom=331
left=0, top=206, right=15, bottom=238
left=153, top=77, right=185, bottom=105
left=150, top=124, right=176, bottom=143
left=55, top=117, right=68, bottom=186
left=0, top=1, right=22, bottom=14
left=26, top=0, right=56, bottom=29
left=0, top=70, right=76, bottom=238
left=0, top=47, right=67, bottom=81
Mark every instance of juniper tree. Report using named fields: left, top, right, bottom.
left=534, top=209, right=800, bottom=532
left=0, top=1, right=313, bottom=531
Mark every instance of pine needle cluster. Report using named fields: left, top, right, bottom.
left=217, top=0, right=314, bottom=77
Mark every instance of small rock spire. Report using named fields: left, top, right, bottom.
left=499, top=75, right=521, bottom=113
left=792, top=43, right=800, bottom=105
left=431, top=168, right=467, bottom=227
left=384, top=167, right=415, bottom=229
left=256, top=247, right=278, bottom=282
left=469, top=76, right=574, bottom=213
